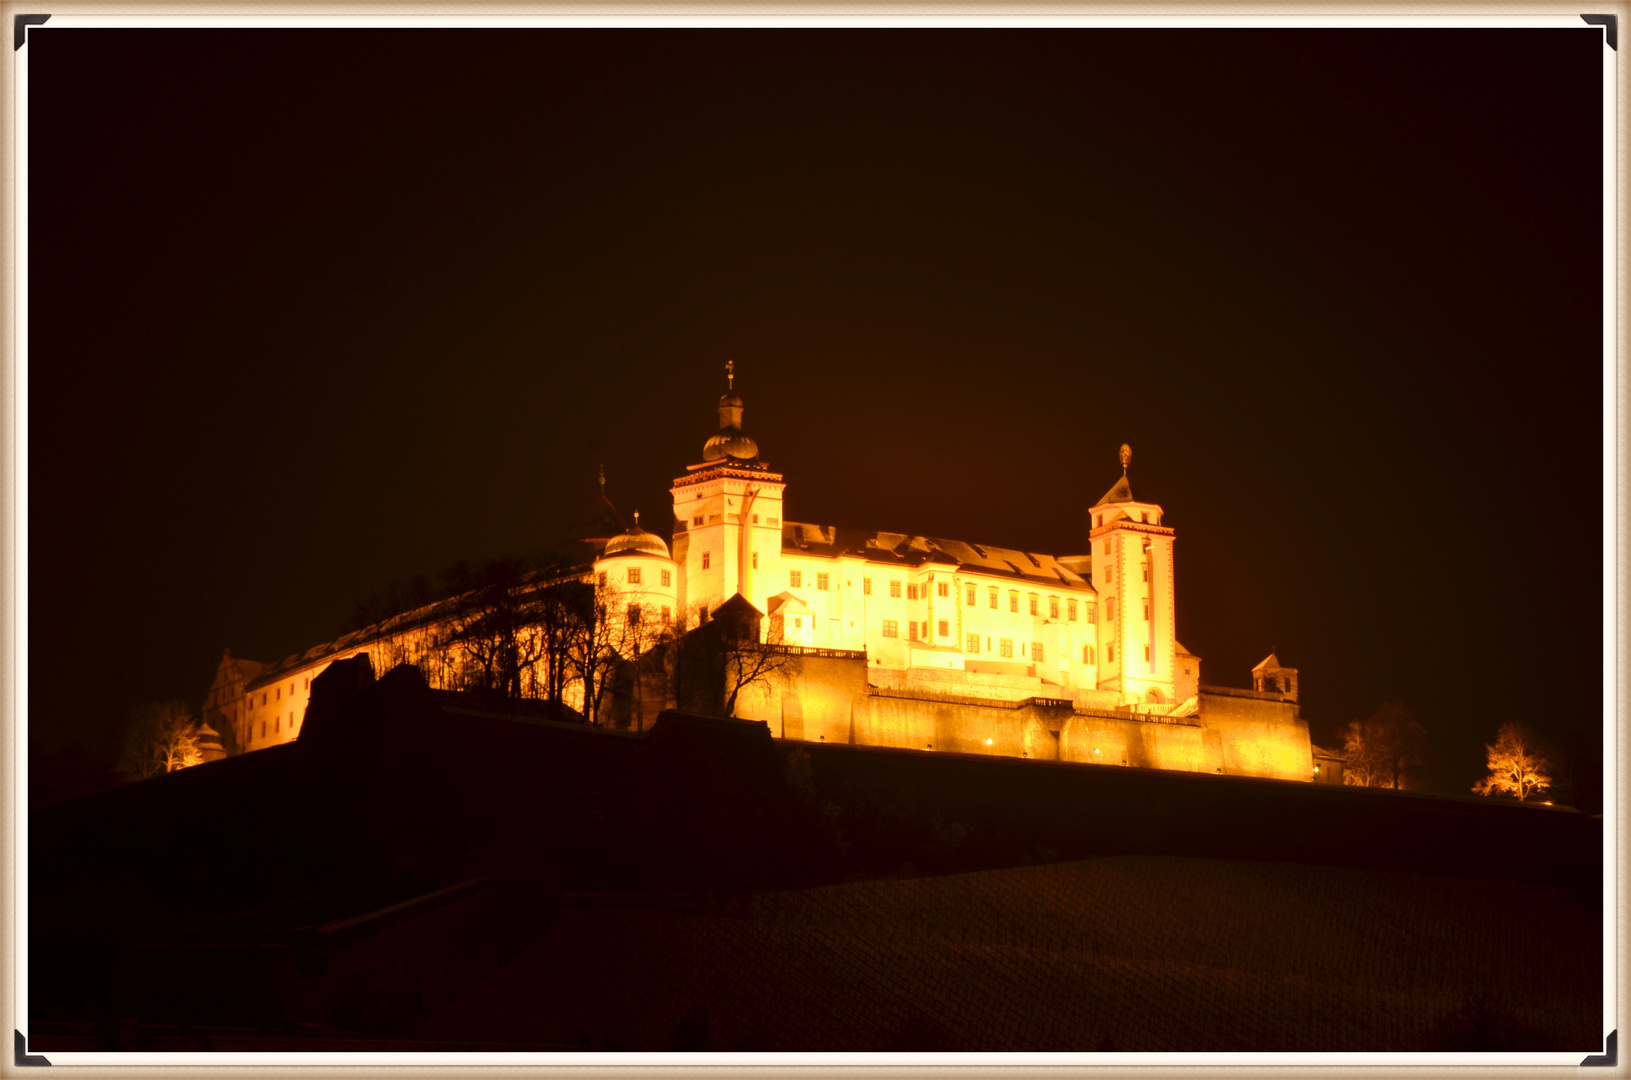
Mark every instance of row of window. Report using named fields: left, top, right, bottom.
left=623, top=567, right=673, bottom=587
left=866, top=625, right=1157, bottom=668
left=247, top=676, right=310, bottom=711
left=258, top=712, right=300, bottom=741
left=1099, top=562, right=1151, bottom=584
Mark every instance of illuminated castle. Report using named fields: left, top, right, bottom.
left=204, top=364, right=1316, bottom=782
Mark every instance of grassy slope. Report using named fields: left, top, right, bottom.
left=416, top=854, right=1602, bottom=1051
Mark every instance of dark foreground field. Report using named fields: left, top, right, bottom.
left=419, top=855, right=1601, bottom=1052
left=28, top=661, right=1605, bottom=1054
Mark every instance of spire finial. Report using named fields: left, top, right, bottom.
left=633, top=510, right=640, bottom=527
left=598, top=463, right=605, bottom=493
left=1119, top=443, right=1132, bottom=474
left=725, top=359, right=735, bottom=391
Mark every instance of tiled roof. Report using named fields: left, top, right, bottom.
left=781, top=521, right=1094, bottom=590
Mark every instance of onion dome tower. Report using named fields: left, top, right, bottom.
left=671, top=361, right=787, bottom=621
left=701, top=361, right=762, bottom=463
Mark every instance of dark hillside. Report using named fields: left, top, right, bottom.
left=28, top=660, right=1603, bottom=1050
left=418, top=855, right=1602, bottom=1051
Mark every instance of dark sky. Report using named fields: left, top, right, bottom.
left=27, top=27, right=1606, bottom=798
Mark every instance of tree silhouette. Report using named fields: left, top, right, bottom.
left=443, top=557, right=551, bottom=699
left=1340, top=701, right=1426, bottom=790
left=672, top=594, right=801, bottom=718
left=1472, top=722, right=1554, bottom=802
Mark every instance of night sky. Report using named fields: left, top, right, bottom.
left=26, top=26, right=1606, bottom=800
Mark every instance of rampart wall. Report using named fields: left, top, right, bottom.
left=1195, top=691, right=1312, bottom=782
left=731, top=653, right=1306, bottom=779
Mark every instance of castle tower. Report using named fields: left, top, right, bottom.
left=593, top=511, right=680, bottom=633
left=1089, top=444, right=1178, bottom=704
left=670, top=362, right=786, bottom=626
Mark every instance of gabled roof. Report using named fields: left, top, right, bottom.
left=781, top=521, right=1093, bottom=590
left=1252, top=652, right=1290, bottom=673
left=712, top=592, right=764, bottom=621
left=764, top=590, right=811, bottom=614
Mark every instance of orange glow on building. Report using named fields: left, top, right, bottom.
left=206, top=364, right=1316, bottom=782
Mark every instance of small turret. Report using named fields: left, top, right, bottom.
left=1252, top=653, right=1299, bottom=701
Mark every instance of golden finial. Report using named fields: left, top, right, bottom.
left=633, top=510, right=640, bottom=527
left=725, top=359, right=735, bottom=391
left=598, top=463, right=605, bottom=493
left=1119, top=443, right=1132, bottom=474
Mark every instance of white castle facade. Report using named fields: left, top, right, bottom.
left=203, top=366, right=1317, bottom=782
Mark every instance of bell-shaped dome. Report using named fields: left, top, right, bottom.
left=703, top=429, right=760, bottom=462
left=602, top=513, right=670, bottom=558
left=700, top=360, right=760, bottom=462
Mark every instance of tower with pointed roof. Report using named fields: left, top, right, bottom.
left=1089, top=444, right=1178, bottom=704
left=670, top=362, right=787, bottom=624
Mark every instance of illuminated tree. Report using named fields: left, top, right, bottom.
left=1472, top=722, right=1554, bottom=802
left=119, top=699, right=204, bottom=779
left=1340, top=701, right=1426, bottom=790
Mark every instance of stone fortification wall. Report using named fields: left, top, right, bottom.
left=731, top=655, right=1312, bottom=782
left=853, top=693, right=1061, bottom=759
left=733, top=653, right=869, bottom=743
left=869, top=665, right=1041, bottom=703
left=1196, top=690, right=1312, bottom=781
left=1058, top=714, right=1205, bottom=771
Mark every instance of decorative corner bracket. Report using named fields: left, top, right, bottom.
left=15, top=1030, right=50, bottom=1066
left=1582, top=1029, right=1618, bottom=1066
left=1581, top=14, right=1617, bottom=50
left=14, top=14, right=49, bottom=50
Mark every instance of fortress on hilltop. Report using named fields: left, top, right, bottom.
left=202, top=364, right=1318, bottom=782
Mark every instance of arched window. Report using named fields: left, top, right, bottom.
left=1147, top=687, right=1164, bottom=704
left=1083, top=644, right=1095, bottom=664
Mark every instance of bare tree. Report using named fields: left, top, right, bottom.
left=1340, top=701, right=1426, bottom=790
left=1472, top=722, right=1555, bottom=802
left=566, top=575, right=664, bottom=723
left=674, top=594, right=801, bottom=718
left=119, top=700, right=204, bottom=778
